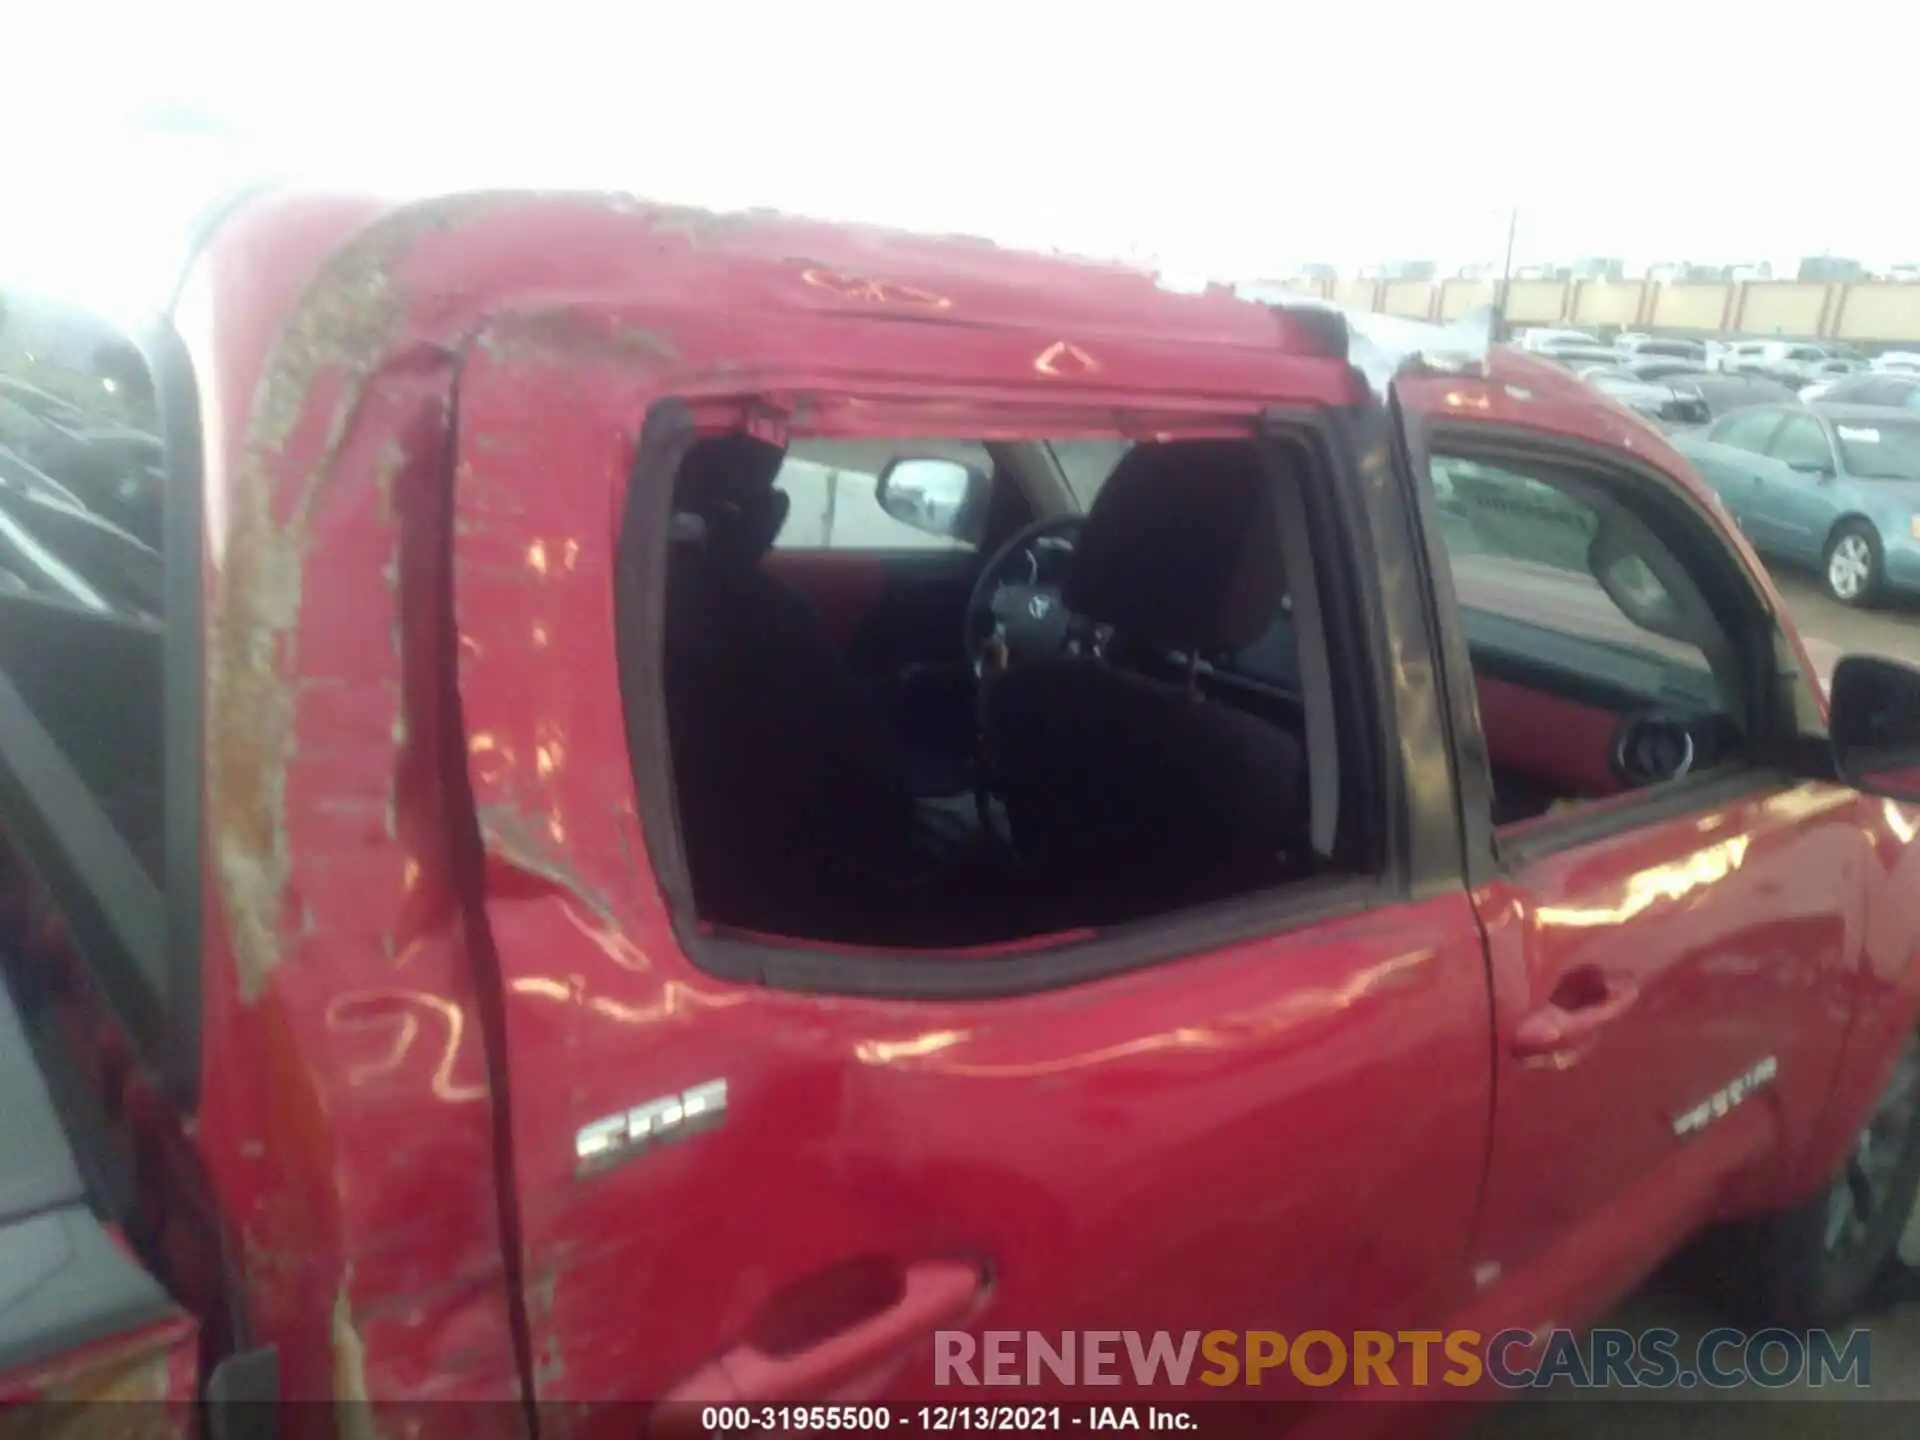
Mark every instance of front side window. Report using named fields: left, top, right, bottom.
left=1770, top=414, right=1836, bottom=471
left=1427, top=454, right=1750, bottom=830
left=1716, top=408, right=1785, bottom=453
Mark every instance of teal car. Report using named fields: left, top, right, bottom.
left=1673, top=402, right=1920, bottom=606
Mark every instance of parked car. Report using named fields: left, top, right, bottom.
left=4, top=185, right=1920, bottom=1434
left=1673, top=402, right=1920, bottom=604
left=1574, top=362, right=1713, bottom=426
left=1681, top=371, right=1805, bottom=419
left=1800, top=373, right=1920, bottom=408
left=1722, top=340, right=1864, bottom=387
left=1872, top=351, right=1920, bottom=375
left=1613, top=357, right=1716, bottom=383
left=1577, top=358, right=1783, bottom=427
left=1515, top=326, right=1603, bottom=356
left=1533, top=343, right=1619, bottom=372
left=1616, top=334, right=1709, bottom=364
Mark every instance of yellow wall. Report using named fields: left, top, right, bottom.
left=1312, top=274, right=1920, bottom=343
left=1735, top=283, right=1829, bottom=336
left=1835, top=285, right=1920, bottom=342
left=1570, top=281, right=1647, bottom=327
left=1382, top=280, right=1435, bottom=318
left=1504, top=280, right=1567, bottom=324
left=1439, top=279, right=1497, bottom=319
left=1333, top=278, right=1379, bottom=311
left=1649, top=284, right=1730, bottom=331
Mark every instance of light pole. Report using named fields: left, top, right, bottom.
left=1496, top=205, right=1519, bottom=341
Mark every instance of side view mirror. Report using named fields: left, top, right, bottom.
left=1829, top=655, right=1920, bottom=803
left=875, top=457, right=991, bottom=543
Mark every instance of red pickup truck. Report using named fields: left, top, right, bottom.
left=2, top=186, right=1920, bottom=1435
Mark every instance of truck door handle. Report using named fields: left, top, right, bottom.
left=1512, top=968, right=1640, bottom=1060
left=661, top=1259, right=984, bottom=1407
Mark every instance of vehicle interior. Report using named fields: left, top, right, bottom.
left=0, top=295, right=185, bottom=1378
left=652, top=421, right=1756, bottom=951
left=658, top=430, right=1343, bottom=950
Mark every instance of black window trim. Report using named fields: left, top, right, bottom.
left=1397, top=417, right=1823, bottom=879
left=616, top=391, right=1442, bottom=1000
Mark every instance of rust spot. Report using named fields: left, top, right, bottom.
left=479, top=803, right=615, bottom=921
left=209, top=194, right=517, bottom=1003
left=478, top=307, right=680, bottom=369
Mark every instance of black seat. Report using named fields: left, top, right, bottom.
left=663, top=435, right=919, bottom=940
left=983, top=441, right=1309, bottom=923
left=662, top=435, right=1003, bottom=945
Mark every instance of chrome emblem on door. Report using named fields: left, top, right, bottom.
left=1672, top=1056, right=1778, bottom=1138
left=575, top=1078, right=728, bottom=1177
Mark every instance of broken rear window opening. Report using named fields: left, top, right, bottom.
left=627, top=417, right=1386, bottom=965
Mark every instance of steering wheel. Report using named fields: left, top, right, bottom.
left=962, top=515, right=1087, bottom=671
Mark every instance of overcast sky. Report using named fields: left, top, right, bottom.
left=5, top=0, right=1915, bottom=300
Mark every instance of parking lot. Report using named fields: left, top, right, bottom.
left=1774, top=571, right=1920, bottom=674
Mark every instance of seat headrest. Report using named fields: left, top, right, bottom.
left=672, top=433, right=789, bottom=567
left=1062, top=440, right=1286, bottom=652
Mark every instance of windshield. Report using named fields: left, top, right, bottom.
left=1835, top=420, right=1920, bottom=480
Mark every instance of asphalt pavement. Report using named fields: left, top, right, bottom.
left=1464, top=565, right=1920, bottom=1435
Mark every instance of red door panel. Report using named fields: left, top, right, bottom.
left=449, top=352, right=1497, bottom=1419
left=1466, top=781, right=1867, bottom=1329
left=1473, top=676, right=1620, bottom=799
